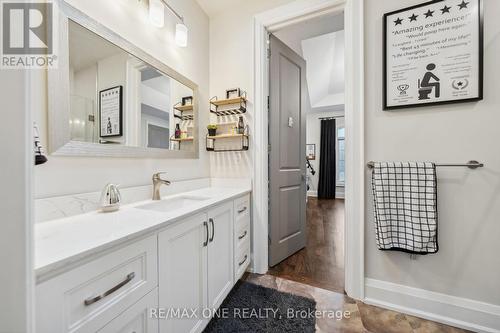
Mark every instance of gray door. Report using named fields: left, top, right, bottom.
left=268, top=34, right=307, bottom=267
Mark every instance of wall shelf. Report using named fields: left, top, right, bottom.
left=210, top=91, right=247, bottom=116
left=210, top=96, right=246, bottom=107
left=170, top=137, right=194, bottom=142
left=173, top=102, right=194, bottom=120
left=206, top=126, right=249, bottom=152
left=174, top=104, right=193, bottom=112
left=170, top=136, right=194, bottom=150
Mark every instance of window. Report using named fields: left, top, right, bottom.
left=337, top=127, right=345, bottom=185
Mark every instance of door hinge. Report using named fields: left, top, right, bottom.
left=267, top=48, right=271, bottom=59
left=267, top=95, right=270, bottom=110
left=268, top=144, right=271, bottom=152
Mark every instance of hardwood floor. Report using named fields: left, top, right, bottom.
left=268, top=197, right=345, bottom=293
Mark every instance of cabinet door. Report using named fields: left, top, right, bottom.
left=158, top=213, right=208, bottom=333
left=207, top=202, right=234, bottom=310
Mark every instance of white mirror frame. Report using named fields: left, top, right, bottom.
left=48, top=1, right=199, bottom=159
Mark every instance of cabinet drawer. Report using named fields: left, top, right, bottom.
left=234, top=240, right=250, bottom=281
left=234, top=194, right=250, bottom=221
left=36, top=235, right=158, bottom=333
left=234, top=218, right=250, bottom=249
left=97, top=288, right=158, bottom=333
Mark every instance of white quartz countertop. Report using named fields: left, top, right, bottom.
left=35, top=186, right=251, bottom=280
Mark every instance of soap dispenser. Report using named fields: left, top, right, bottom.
left=100, top=184, right=122, bottom=212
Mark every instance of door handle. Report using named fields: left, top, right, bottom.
left=238, top=255, right=248, bottom=267
left=203, top=221, right=209, bottom=247
left=238, top=230, right=248, bottom=240
left=84, top=272, right=135, bottom=306
left=237, top=206, right=247, bottom=214
left=209, top=218, right=215, bottom=242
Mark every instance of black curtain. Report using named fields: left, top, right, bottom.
left=318, top=119, right=336, bottom=199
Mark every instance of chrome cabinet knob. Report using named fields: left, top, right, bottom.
left=100, top=183, right=121, bottom=212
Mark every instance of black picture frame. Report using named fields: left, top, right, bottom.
left=99, top=85, right=123, bottom=138
left=226, top=88, right=241, bottom=99
left=182, top=96, right=193, bottom=106
left=383, top=0, right=483, bottom=110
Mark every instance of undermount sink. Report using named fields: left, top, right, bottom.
left=136, top=195, right=211, bottom=213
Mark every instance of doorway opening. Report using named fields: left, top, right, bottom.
left=253, top=0, right=365, bottom=300
left=266, top=12, right=347, bottom=294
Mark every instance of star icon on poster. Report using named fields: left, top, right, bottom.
left=458, top=1, right=469, bottom=10
left=394, top=17, right=403, bottom=25
left=409, top=13, right=418, bottom=22
left=441, top=5, right=451, bottom=14
left=424, top=9, right=434, bottom=18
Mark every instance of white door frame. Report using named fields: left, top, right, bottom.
left=253, top=0, right=365, bottom=300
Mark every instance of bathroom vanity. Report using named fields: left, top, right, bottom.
left=34, top=2, right=252, bottom=332
left=35, top=187, right=251, bottom=333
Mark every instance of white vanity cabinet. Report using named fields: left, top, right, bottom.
left=207, top=202, right=234, bottom=309
left=233, top=194, right=251, bottom=281
left=36, top=192, right=250, bottom=333
left=158, top=213, right=209, bottom=333
left=97, top=288, right=159, bottom=333
left=36, top=235, right=158, bottom=333
left=158, top=201, right=234, bottom=333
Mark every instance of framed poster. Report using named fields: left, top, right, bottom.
left=99, top=86, right=123, bottom=137
left=383, top=0, right=483, bottom=110
left=306, top=144, right=316, bottom=160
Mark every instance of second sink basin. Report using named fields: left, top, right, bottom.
left=137, top=195, right=211, bottom=213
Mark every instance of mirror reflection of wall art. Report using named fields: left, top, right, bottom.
left=306, top=144, right=316, bottom=160
left=383, top=0, right=483, bottom=110
left=99, top=86, right=123, bottom=137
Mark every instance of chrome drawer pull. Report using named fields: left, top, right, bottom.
left=203, top=221, right=209, bottom=247
left=209, top=218, right=215, bottom=242
left=238, top=230, right=248, bottom=240
left=238, top=255, right=248, bottom=267
left=237, top=207, right=247, bottom=214
left=84, top=272, right=135, bottom=306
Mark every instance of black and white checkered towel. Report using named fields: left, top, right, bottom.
left=371, top=162, right=438, bottom=254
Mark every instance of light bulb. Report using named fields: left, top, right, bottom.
left=149, top=0, right=164, bottom=28
left=175, top=23, right=188, bottom=47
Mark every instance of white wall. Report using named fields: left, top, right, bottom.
left=306, top=111, right=345, bottom=198
left=0, top=72, right=33, bottom=332
left=365, top=0, right=500, bottom=307
left=208, top=0, right=295, bottom=178
left=33, top=0, right=209, bottom=198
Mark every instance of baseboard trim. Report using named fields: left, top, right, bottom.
left=307, top=191, right=345, bottom=199
left=365, top=278, right=500, bottom=333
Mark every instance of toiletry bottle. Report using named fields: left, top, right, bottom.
left=175, top=123, right=181, bottom=138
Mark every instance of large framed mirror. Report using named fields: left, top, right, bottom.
left=48, top=2, right=199, bottom=158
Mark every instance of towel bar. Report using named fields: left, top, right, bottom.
left=367, top=160, right=484, bottom=170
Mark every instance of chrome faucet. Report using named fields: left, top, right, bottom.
left=152, top=172, right=171, bottom=200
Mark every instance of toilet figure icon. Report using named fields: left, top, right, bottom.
left=418, top=63, right=440, bottom=100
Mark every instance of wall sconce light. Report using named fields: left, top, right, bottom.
left=175, top=23, right=188, bottom=47
left=148, top=0, right=188, bottom=47
left=149, top=0, right=165, bottom=28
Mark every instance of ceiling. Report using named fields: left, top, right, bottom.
left=196, top=0, right=247, bottom=17
left=302, top=30, right=345, bottom=109
left=274, top=13, right=344, bottom=56
left=68, top=21, right=123, bottom=72
left=274, top=13, right=345, bottom=112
